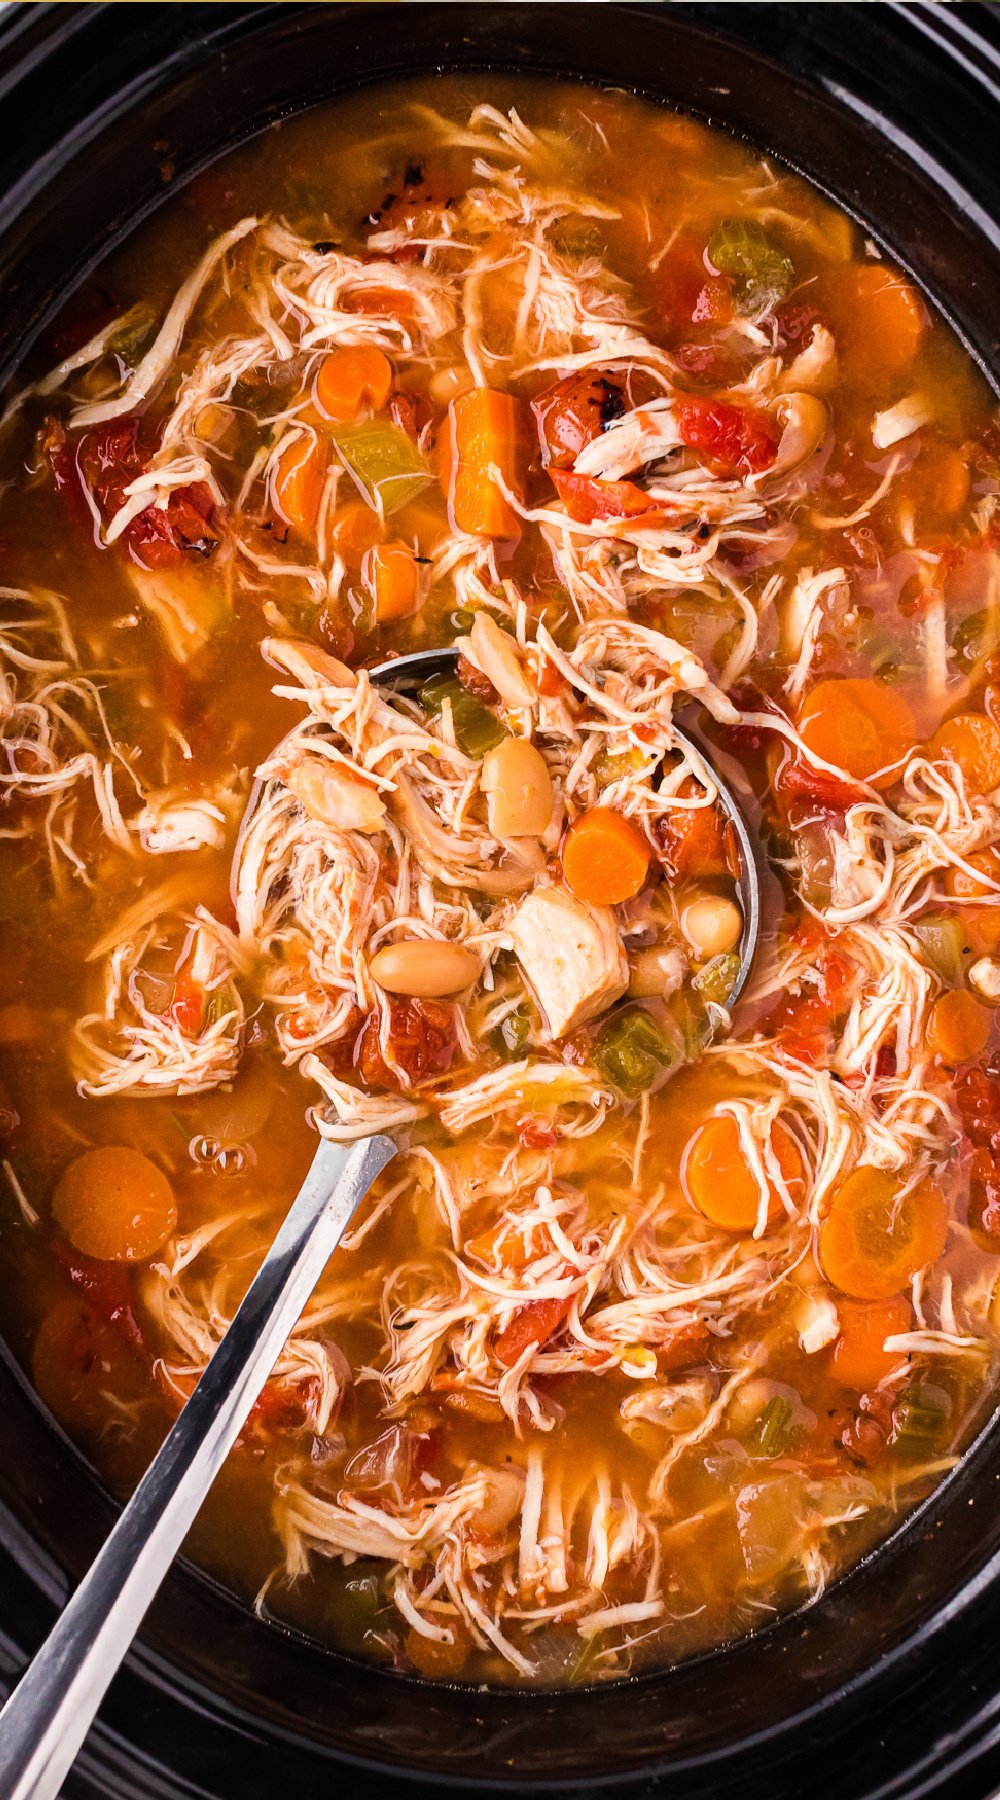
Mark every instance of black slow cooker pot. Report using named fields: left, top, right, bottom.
left=1, top=5, right=999, bottom=1795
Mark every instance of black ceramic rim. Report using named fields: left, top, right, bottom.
left=1, top=6, right=1000, bottom=1799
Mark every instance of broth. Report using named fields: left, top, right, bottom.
left=0, top=73, right=998, bottom=1687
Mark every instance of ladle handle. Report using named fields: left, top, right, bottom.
left=0, top=1132, right=396, bottom=1800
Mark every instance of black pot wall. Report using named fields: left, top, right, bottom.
left=1, top=7, right=1000, bottom=1798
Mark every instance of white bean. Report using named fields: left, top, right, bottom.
left=370, top=940, right=479, bottom=998
left=481, top=737, right=553, bottom=837
left=681, top=895, right=742, bottom=958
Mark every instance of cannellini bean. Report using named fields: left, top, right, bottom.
left=764, top=391, right=829, bottom=480
left=468, top=612, right=537, bottom=710
left=681, top=895, right=743, bottom=958
left=428, top=364, right=475, bottom=406
left=481, top=737, right=553, bottom=837
left=969, top=957, right=1000, bottom=1004
left=370, top=939, right=479, bottom=997
left=287, top=761, right=386, bottom=833
left=628, top=945, right=687, bottom=999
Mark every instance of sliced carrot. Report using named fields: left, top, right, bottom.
left=442, top=388, right=521, bottom=537
left=364, top=540, right=421, bottom=622
left=52, top=1146, right=177, bottom=1263
left=562, top=807, right=650, bottom=906
left=945, top=846, right=1000, bottom=900
left=273, top=435, right=326, bottom=538
left=831, top=1295, right=912, bottom=1389
left=926, top=987, right=991, bottom=1065
left=331, top=500, right=384, bottom=560
left=682, top=1115, right=804, bottom=1233
left=797, top=678, right=916, bottom=787
left=820, top=262, right=926, bottom=378
left=315, top=346, right=392, bottom=421
left=818, top=1166, right=948, bottom=1300
left=494, top=1293, right=572, bottom=1367
left=344, top=287, right=415, bottom=323
left=929, top=712, right=1000, bottom=795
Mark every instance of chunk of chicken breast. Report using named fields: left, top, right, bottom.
left=509, top=885, right=628, bottom=1039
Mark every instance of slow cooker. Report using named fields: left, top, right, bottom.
left=1, top=5, right=999, bottom=1795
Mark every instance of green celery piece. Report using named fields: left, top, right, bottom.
left=708, top=218, right=794, bottom=318
left=334, top=419, right=432, bottom=516
left=750, top=1395, right=793, bottom=1457
left=106, top=302, right=158, bottom=364
left=693, top=951, right=742, bottom=1006
left=416, top=672, right=506, bottom=759
left=890, top=1383, right=951, bottom=1456
left=911, top=914, right=970, bottom=987
left=592, top=1006, right=677, bottom=1098
left=491, top=1003, right=533, bottom=1062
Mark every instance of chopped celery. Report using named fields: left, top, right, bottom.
left=592, top=1006, right=677, bottom=1097
left=750, top=1395, right=793, bottom=1457
left=911, top=914, right=970, bottom=987
left=890, top=1383, right=951, bottom=1456
left=593, top=748, right=645, bottom=789
left=708, top=218, right=794, bottom=318
left=106, top=302, right=158, bottom=364
left=333, top=419, right=432, bottom=516
left=416, top=672, right=506, bottom=759
left=693, top=951, right=741, bottom=1006
left=491, top=1003, right=533, bottom=1061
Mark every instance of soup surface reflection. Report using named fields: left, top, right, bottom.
left=0, top=75, right=999, bottom=1686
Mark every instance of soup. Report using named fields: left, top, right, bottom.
left=0, top=73, right=998, bottom=1689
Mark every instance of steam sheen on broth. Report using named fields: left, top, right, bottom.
left=0, top=75, right=999, bottom=1687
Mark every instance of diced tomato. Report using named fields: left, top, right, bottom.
left=244, top=1373, right=322, bottom=1441
left=52, top=1240, right=143, bottom=1351
left=551, top=469, right=661, bottom=525
left=355, top=999, right=458, bottom=1088
left=652, top=794, right=738, bottom=879
left=67, top=416, right=219, bottom=569
left=536, top=659, right=567, bottom=699
left=774, top=749, right=869, bottom=814
left=389, top=391, right=432, bottom=442
left=494, top=1293, right=573, bottom=1367
left=170, top=964, right=205, bottom=1037
left=818, top=948, right=854, bottom=1011
left=650, top=234, right=734, bottom=341
left=692, top=277, right=733, bottom=326
left=517, top=1116, right=558, bottom=1150
left=657, top=1320, right=711, bottom=1372
left=532, top=368, right=628, bottom=470
left=675, top=396, right=778, bottom=478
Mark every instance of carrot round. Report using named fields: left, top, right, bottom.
left=682, top=1114, right=804, bottom=1232
left=364, top=540, right=421, bottom=622
left=945, top=846, right=1000, bottom=901
left=494, top=1293, right=572, bottom=1367
left=797, top=678, right=916, bottom=787
left=273, top=435, right=326, bottom=538
left=562, top=807, right=650, bottom=906
left=831, top=1294, right=911, bottom=1389
left=929, top=712, right=1000, bottom=796
left=818, top=1167, right=948, bottom=1300
left=926, top=987, right=991, bottom=1065
left=316, top=346, right=392, bottom=421
left=53, top=1146, right=177, bottom=1263
left=443, top=388, right=521, bottom=537
left=822, top=262, right=926, bottom=378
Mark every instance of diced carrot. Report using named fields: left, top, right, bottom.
left=562, top=807, right=650, bottom=906
left=442, top=388, right=521, bottom=537
left=818, top=1167, right=948, bottom=1300
left=344, top=287, right=415, bottom=322
left=315, top=346, right=393, bottom=420
left=926, top=988, right=991, bottom=1065
left=405, top=1625, right=471, bottom=1680
left=929, top=712, right=1000, bottom=795
left=494, top=1293, right=572, bottom=1367
left=364, top=540, right=421, bottom=622
left=819, top=262, right=926, bottom=378
left=797, top=678, right=916, bottom=787
left=331, top=500, right=384, bottom=560
left=550, top=468, right=661, bottom=525
left=52, top=1146, right=177, bottom=1263
left=273, top=434, right=326, bottom=538
left=682, top=1115, right=804, bottom=1232
left=945, top=846, right=1000, bottom=900
left=831, top=1295, right=911, bottom=1389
